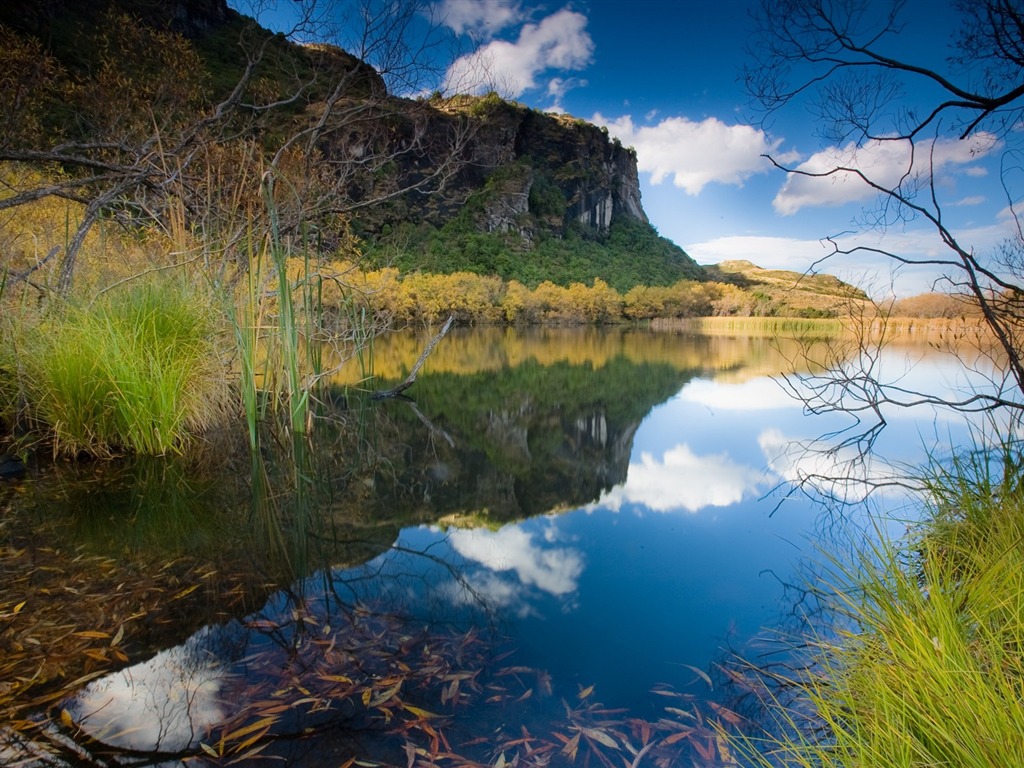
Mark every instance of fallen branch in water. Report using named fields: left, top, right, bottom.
left=371, top=315, right=454, bottom=400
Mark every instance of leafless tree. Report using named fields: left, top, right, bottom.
left=745, top=0, right=1024, bottom=462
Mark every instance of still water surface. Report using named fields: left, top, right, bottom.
left=4, top=326, right=985, bottom=765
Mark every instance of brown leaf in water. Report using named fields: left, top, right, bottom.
left=708, top=701, right=744, bottom=727
left=369, top=679, right=403, bottom=707
left=72, top=630, right=110, bottom=639
left=561, top=732, right=580, bottom=761
left=690, top=735, right=715, bottom=763
left=658, top=729, right=694, bottom=746
left=581, top=728, right=618, bottom=749
left=402, top=703, right=442, bottom=719
left=222, top=716, right=276, bottom=753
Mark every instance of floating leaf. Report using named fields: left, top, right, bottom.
left=660, top=729, right=694, bottom=746
left=677, top=664, right=712, bottom=689
left=73, top=630, right=110, bottom=640
left=561, top=733, right=580, bottom=762
left=200, top=742, right=219, bottom=758
left=172, top=584, right=200, bottom=601
left=319, top=674, right=353, bottom=684
left=708, top=701, right=744, bottom=726
left=664, top=707, right=696, bottom=720
left=716, top=732, right=739, bottom=765
left=578, top=684, right=595, bottom=700
left=581, top=727, right=618, bottom=749
left=229, top=740, right=270, bottom=763
left=402, top=703, right=441, bottom=719
left=690, top=736, right=715, bottom=762
left=222, top=716, right=276, bottom=751
left=369, top=680, right=403, bottom=707
left=13, top=600, right=26, bottom=614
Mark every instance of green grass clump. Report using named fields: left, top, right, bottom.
left=736, top=443, right=1024, bottom=767
left=2, top=280, right=228, bottom=455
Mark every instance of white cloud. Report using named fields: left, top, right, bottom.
left=685, top=235, right=836, bottom=272
left=773, top=133, right=1000, bottom=215
left=758, top=428, right=904, bottom=503
left=684, top=218, right=1022, bottom=297
left=548, top=75, right=587, bottom=106
left=593, top=114, right=799, bottom=195
left=448, top=524, right=583, bottom=596
left=597, top=444, right=765, bottom=513
left=435, top=0, right=523, bottom=39
left=443, top=9, right=593, bottom=97
left=952, top=195, right=986, bottom=206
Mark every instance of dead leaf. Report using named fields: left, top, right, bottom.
left=582, top=727, right=618, bottom=749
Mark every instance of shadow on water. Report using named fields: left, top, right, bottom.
left=1, top=325, right=858, bottom=766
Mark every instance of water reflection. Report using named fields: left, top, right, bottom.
left=597, top=443, right=766, bottom=513
left=2, top=326, right=988, bottom=765
left=70, top=627, right=229, bottom=754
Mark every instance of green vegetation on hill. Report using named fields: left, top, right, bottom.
left=364, top=215, right=701, bottom=293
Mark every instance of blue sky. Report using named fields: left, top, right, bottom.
left=235, top=0, right=1017, bottom=298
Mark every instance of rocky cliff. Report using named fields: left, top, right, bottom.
left=435, top=96, right=649, bottom=238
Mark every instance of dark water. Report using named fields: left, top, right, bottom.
left=1, top=326, right=984, bottom=766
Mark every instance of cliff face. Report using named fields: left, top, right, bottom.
left=455, top=100, right=649, bottom=237
left=331, top=94, right=654, bottom=245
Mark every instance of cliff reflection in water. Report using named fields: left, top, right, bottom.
left=329, top=326, right=830, bottom=525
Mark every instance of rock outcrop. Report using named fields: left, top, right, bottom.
left=399, top=96, right=651, bottom=239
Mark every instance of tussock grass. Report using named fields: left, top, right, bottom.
left=1, top=279, right=229, bottom=455
left=735, top=443, right=1024, bottom=767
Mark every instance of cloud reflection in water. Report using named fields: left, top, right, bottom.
left=65, top=627, right=228, bottom=754
left=596, top=443, right=766, bottom=513
left=442, top=524, right=584, bottom=617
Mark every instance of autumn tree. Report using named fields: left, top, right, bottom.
left=746, top=0, right=1024, bottom=431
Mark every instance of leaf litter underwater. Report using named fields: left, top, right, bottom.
left=7, top=562, right=751, bottom=767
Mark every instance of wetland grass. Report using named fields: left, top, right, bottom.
left=1, top=279, right=228, bottom=456
left=735, top=442, right=1024, bottom=767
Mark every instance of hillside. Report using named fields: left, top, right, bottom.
left=347, top=93, right=703, bottom=291
left=702, top=260, right=871, bottom=316
left=0, top=0, right=701, bottom=293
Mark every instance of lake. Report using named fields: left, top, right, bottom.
left=0, top=325, right=985, bottom=766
